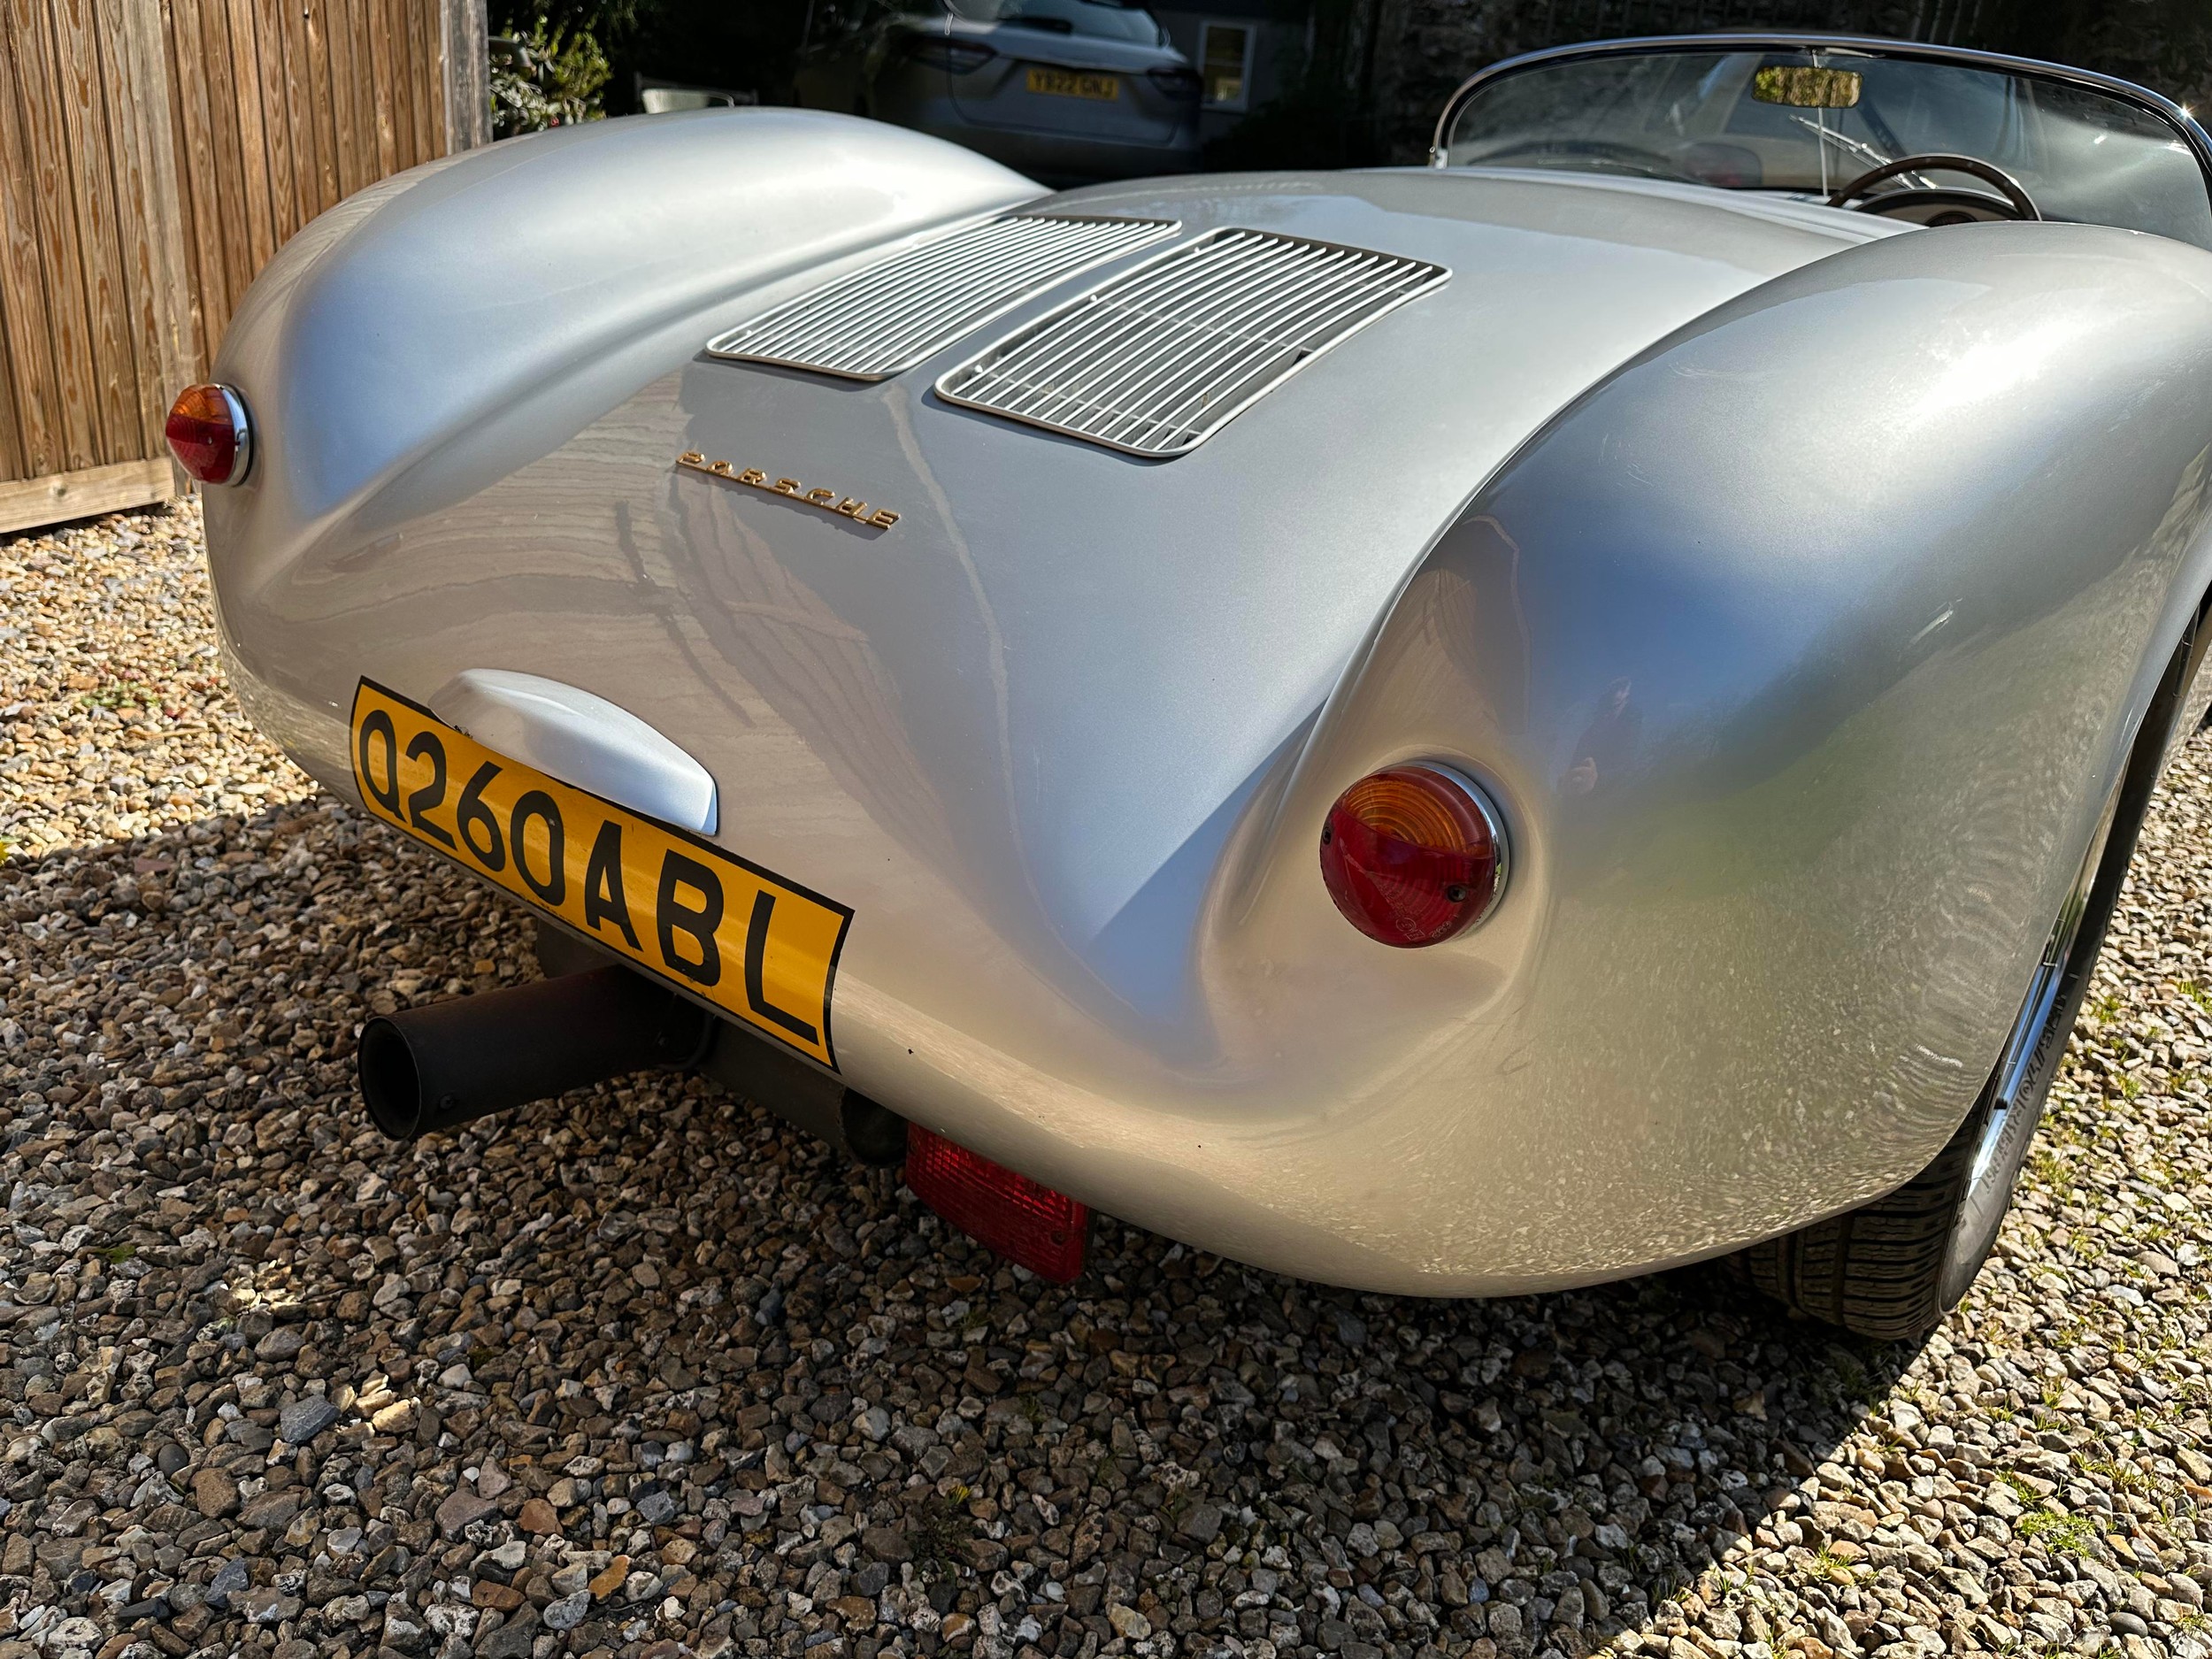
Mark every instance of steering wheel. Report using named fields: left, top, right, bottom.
left=1827, top=154, right=2041, bottom=225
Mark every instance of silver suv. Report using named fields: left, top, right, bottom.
left=795, top=0, right=1202, bottom=182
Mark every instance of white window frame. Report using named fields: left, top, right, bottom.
left=1197, top=20, right=1255, bottom=112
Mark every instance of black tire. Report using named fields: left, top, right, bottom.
left=1740, top=623, right=2200, bottom=1340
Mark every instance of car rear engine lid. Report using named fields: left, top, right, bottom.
left=933, top=227, right=1448, bottom=457
left=705, top=211, right=1178, bottom=381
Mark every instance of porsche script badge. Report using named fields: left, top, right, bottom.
left=677, top=451, right=900, bottom=528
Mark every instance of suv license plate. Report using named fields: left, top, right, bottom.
left=1027, top=67, right=1118, bottom=99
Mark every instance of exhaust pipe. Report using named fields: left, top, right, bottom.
left=359, top=966, right=712, bottom=1139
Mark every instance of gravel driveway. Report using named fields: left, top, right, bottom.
left=4, top=501, right=2210, bottom=1659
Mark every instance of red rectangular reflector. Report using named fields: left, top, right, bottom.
left=905, top=1125, right=1089, bottom=1283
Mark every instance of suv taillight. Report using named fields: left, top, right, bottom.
left=903, top=35, right=996, bottom=73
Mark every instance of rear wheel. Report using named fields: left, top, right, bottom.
left=1740, top=626, right=2198, bottom=1340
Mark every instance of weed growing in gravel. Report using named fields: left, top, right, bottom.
left=2017, top=1509, right=2101, bottom=1557
left=2082, top=1455, right=2153, bottom=1495
left=906, top=1488, right=976, bottom=1582
left=73, top=678, right=155, bottom=711
left=1807, top=1546, right=1859, bottom=1586
left=1809, top=1347, right=1878, bottom=1418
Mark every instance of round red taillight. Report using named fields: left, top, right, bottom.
left=1320, top=764, right=1508, bottom=947
left=165, top=383, right=251, bottom=485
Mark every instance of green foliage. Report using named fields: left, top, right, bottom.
left=489, top=0, right=641, bottom=52
left=74, top=677, right=154, bottom=710
left=489, top=0, right=811, bottom=116
left=2017, top=1507, right=2101, bottom=1557
left=905, top=1487, right=974, bottom=1582
left=490, top=21, right=612, bottom=136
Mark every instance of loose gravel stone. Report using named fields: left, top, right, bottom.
left=190, top=1466, right=240, bottom=1518
left=277, top=1394, right=339, bottom=1445
left=548, top=1586, right=594, bottom=1630
left=4, top=498, right=2212, bottom=1659
left=434, top=1486, right=500, bottom=1539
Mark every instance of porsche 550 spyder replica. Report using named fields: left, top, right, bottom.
left=173, top=34, right=2212, bottom=1339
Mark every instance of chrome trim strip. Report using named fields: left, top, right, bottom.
left=1425, top=32, right=2212, bottom=211
left=215, top=383, right=252, bottom=487
left=1409, top=762, right=1511, bottom=932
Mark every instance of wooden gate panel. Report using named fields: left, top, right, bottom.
left=408, top=0, right=438, bottom=161
left=325, top=0, right=365, bottom=199
left=0, top=9, right=62, bottom=480
left=255, top=0, right=299, bottom=245
left=167, top=0, right=250, bottom=352
left=53, top=0, right=139, bottom=462
left=219, top=0, right=275, bottom=288
left=280, top=0, right=334, bottom=227
left=3, top=0, right=99, bottom=476
left=98, top=0, right=189, bottom=458
left=0, top=0, right=188, bottom=527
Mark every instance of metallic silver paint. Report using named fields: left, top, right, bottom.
left=203, top=111, right=2212, bottom=1293
left=429, top=670, right=721, bottom=834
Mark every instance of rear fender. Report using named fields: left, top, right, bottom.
left=204, top=110, right=1040, bottom=594
left=1234, top=220, right=2212, bottom=1254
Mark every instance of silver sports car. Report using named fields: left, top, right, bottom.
left=175, top=34, right=2212, bottom=1339
left=792, top=0, right=1202, bottom=182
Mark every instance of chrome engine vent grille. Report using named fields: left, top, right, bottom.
left=706, top=213, right=1179, bottom=381
left=933, top=228, right=1448, bottom=457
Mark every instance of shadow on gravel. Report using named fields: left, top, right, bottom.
left=3, top=795, right=1942, bottom=1659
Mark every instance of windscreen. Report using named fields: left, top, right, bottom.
left=944, top=0, right=1166, bottom=45
left=1441, top=49, right=2212, bottom=247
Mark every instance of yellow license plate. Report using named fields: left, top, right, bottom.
left=1026, top=67, right=1118, bottom=100
left=349, top=680, right=851, bottom=1070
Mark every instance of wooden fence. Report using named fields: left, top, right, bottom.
left=0, top=0, right=487, bottom=534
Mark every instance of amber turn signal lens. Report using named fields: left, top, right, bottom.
left=1320, top=764, right=1507, bottom=947
left=165, top=383, right=250, bottom=485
